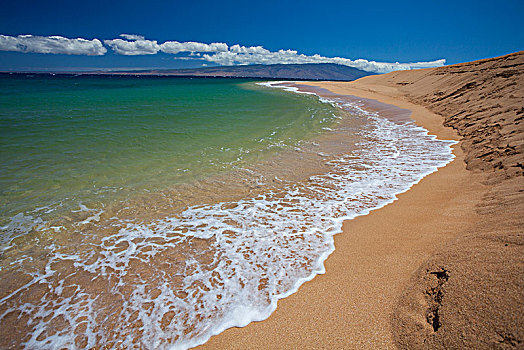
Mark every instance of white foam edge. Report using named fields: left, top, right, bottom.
left=175, top=83, right=459, bottom=349
left=256, top=81, right=336, bottom=106
left=176, top=146, right=457, bottom=350
left=4, top=81, right=458, bottom=349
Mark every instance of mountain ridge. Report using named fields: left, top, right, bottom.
left=94, top=63, right=374, bottom=81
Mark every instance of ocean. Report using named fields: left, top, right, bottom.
left=0, top=74, right=455, bottom=349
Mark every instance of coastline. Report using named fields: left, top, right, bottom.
left=197, top=81, right=485, bottom=349
left=198, top=52, right=523, bottom=349
left=0, top=76, right=459, bottom=348
left=1, top=53, right=520, bottom=348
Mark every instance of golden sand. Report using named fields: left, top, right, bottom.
left=198, top=52, right=523, bottom=349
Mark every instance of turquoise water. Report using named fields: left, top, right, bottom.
left=0, top=76, right=456, bottom=349
left=0, top=75, right=338, bottom=224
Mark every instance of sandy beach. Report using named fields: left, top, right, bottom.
left=198, top=52, right=523, bottom=349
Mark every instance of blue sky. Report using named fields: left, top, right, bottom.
left=0, top=0, right=522, bottom=72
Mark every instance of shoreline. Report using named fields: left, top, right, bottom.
left=0, top=76, right=460, bottom=348
left=197, top=80, right=486, bottom=349
left=1, top=53, right=520, bottom=348
left=199, top=52, right=523, bottom=348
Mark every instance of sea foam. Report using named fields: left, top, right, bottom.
left=0, top=82, right=456, bottom=349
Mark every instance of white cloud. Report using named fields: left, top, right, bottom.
left=119, top=34, right=145, bottom=41
left=0, top=33, right=446, bottom=73
left=0, top=34, right=106, bottom=55
left=160, top=41, right=228, bottom=54
left=229, top=44, right=269, bottom=54
left=201, top=48, right=445, bottom=73
left=104, top=35, right=160, bottom=55
left=103, top=35, right=229, bottom=56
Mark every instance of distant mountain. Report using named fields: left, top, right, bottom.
left=99, top=63, right=374, bottom=81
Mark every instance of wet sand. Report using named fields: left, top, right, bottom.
left=198, top=52, right=523, bottom=348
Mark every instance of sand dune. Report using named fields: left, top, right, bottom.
left=199, top=52, right=523, bottom=349
left=349, top=51, right=524, bottom=348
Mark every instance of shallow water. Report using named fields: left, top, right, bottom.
left=0, top=76, right=455, bottom=349
left=0, top=75, right=338, bottom=224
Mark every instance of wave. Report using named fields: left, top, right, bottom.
left=0, top=82, right=456, bottom=349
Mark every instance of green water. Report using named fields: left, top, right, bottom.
left=0, top=75, right=339, bottom=225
